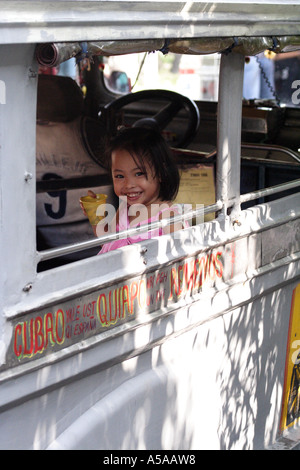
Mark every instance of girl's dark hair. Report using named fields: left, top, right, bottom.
left=107, top=126, right=180, bottom=201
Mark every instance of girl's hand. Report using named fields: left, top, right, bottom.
left=80, top=190, right=97, bottom=216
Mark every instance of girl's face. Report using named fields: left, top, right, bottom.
left=111, top=148, right=161, bottom=207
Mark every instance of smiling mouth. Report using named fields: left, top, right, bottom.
left=125, top=192, right=142, bottom=199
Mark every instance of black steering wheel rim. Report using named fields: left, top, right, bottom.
left=103, top=89, right=200, bottom=148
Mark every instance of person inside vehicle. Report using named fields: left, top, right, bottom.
left=81, top=126, right=190, bottom=253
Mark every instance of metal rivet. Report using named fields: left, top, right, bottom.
left=28, top=68, right=37, bottom=78
left=23, top=283, right=33, bottom=292
left=140, top=247, right=147, bottom=264
left=24, top=172, right=33, bottom=182
left=232, top=219, right=241, bottom=227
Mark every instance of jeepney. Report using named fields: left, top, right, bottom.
left=1, top=0, right=300, bottom=450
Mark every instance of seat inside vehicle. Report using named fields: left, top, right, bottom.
left=36, top=74, right=115, bottom=269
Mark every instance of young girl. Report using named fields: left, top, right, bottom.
left=83, top=126, right=189, bottom=253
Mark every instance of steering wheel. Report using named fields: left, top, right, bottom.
left=102, top=89, right=200, bottom=148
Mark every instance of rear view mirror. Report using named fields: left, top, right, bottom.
left=107, top=71, right=131, bottom=93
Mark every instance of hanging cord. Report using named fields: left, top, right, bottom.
left=131, top=52, right=147, bottom=90
left=255, top=54, right=281, bottom=106
left=254, top=54, right=286, bottom=148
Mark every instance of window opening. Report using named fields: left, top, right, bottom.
left=103, top=52, right=220, bottom=101
left=35, top=50, right=300, bottom=271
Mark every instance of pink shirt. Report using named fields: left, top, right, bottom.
left=99, top=204, right=189, bottom=254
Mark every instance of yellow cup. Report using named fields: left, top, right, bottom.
left=80, top=193, right=107, bottom=227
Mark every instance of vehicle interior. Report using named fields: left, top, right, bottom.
left=35, top=45, right=300, bottom=271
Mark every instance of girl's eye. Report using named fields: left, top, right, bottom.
left=136, top=171, right=146, bottom=177
left=114, top=174, right=124, bottom=179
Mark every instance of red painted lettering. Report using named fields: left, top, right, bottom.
left=130, top=281, right=138, bottom=314
left=198, top=255, right=208, bottom=287
left=34, top=316, right=44, bottom=354
left=23, top=318, right=34, bottom=356
left=55, top=308, right=65, bottom=344
left=14, top=324, right=22, bottom=357
left=44, top=312, right=55, bottom=348
left=169, top=267, right=179, bottom=298
left=97, top=293, right=108, bottom=326
left=215, top=251, right=223, bottom=278
left=122, top=285, right=130, bottom=317
left=183, top=261, right=194, bottom=293
left=108, top=290, right=117, bottom=324
left=178, top=264, right=183, bottom=295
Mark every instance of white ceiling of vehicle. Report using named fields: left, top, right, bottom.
left=1, top=1, right=300, bottom=46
